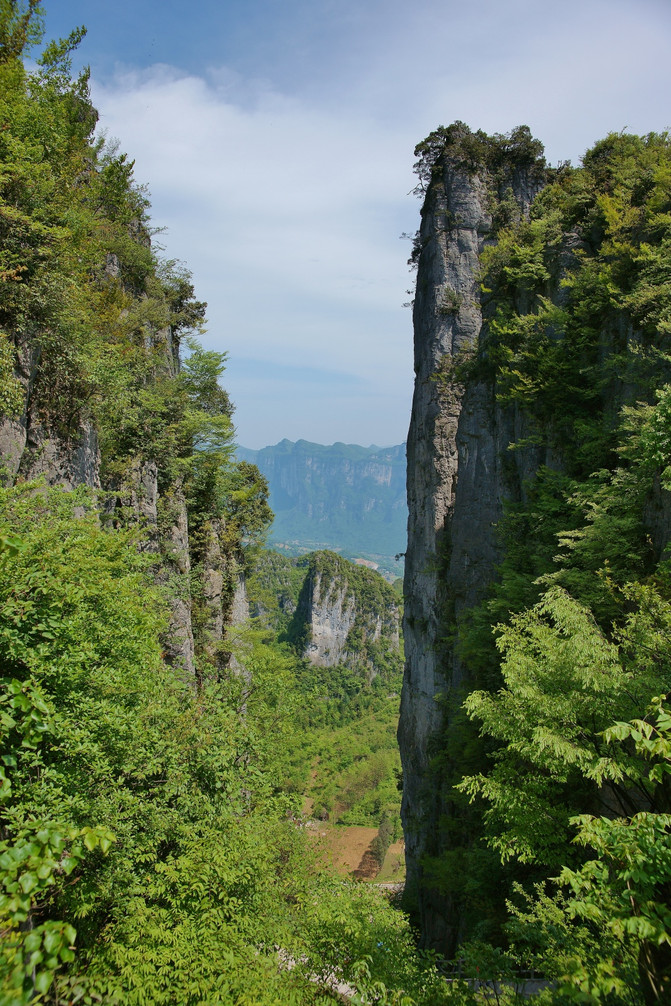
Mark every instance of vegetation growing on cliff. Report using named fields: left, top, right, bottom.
left=412, top=121, right=546, bottom=196
left=0, top=6, right=447, bottom=1003
left=0, top=484, right=451, bottom=1004
left=249, top=548, right=402, bottom=685
left=414, top=126, right=671, bottom=1001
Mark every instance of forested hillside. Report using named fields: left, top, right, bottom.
left=401, top=121, right=671, bottom=1002
left=248, top=549, right=404, bottom=835
left=0, top=6, right=448, bottom=1004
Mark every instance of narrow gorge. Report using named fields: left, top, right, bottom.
left=3, top=2, right=671, bottom=998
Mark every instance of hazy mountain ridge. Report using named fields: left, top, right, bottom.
left=236, top=439, right=407, bottom=577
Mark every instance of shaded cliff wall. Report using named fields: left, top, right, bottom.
left=399, top=126, right=549, bottom=951
left=400, top=124, right=671, bottom=955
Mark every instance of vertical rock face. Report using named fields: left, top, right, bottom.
left=99, top=462, right=195, bottom=679
left=229, top=573, right=250, bottom=626
left=301, top=558, right=400, bottom=674
left=158, top=491, right=197, bottom=681
left=0, top=329, right=242, bottom=686
left=0, top=50, right=256, bottom=692
left=302, top=571, right=358, bottom=667
left=399, top=127, right=546, bottom=951
left=0, top=334, right=101, bottom=490
left=280, top=550, right=401, bottom=676
left=400, top=124, right=671, bottom=955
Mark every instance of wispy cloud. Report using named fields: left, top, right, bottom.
left=92, top=66, right=418, bottom=446
left=85, top=0, right=671, bottom=447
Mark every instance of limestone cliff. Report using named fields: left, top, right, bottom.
left=297, top=552, right=400, bottom=676
left=0, top=222, right=254, bottom=686
left=399, top=123, right=671, bottom=953
left=0, top=356, right=251, bottom=683
left=249, top=549, right=401, bottom=679
left=400, top=129, right=546, bottom=947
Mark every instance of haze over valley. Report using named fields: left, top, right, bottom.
left=237, top=439, right=407, bottom=579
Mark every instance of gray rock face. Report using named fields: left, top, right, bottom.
left=303, top=572, right=358, bottom=667
left=0, top=234, right=242, bottom=693
left=17, top=420, right=101, bottom=490
left=160, top=492, right=196, bottom=682
left=228, top=571, right=250, bottom=627
left=0, top=338, right=40, bottom=481
left=0, top=336, right=102, bottom=490
left=201, top=519, right=226, bottom=663
left=400, top=128, right=671, bottom=955
left=290, top=552, right=401, bottom=677
left=400, top=150, right=545, bottom=952
left=200, top=519, right=251, bottom=675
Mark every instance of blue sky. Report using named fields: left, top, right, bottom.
left=44, top=0, right=671, bottom=448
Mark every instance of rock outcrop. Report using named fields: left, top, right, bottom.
left=399, top=124, right=551, bottom=952
left=299, top=555, right=399, bottom=673
left=249, top=549, right=401, bottom=679
left=301, top=571, right=358, bottom=668
left=399, top=123, right=671, bottom=955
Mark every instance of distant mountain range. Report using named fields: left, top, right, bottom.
left=236, top=439, right=407, bottom=579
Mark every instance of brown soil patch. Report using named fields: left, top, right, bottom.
left=309, top=824, right=378, bottom=875
left=353, top=837, right=406, bottom=882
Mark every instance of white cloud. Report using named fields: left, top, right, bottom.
left=89, top=0, right=671, bottom=447
left=92, top=66, right=418, bottom=446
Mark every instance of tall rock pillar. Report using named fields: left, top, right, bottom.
left=399, top=124, right=546, bottom=954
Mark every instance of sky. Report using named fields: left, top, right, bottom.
left=43, top=0, right=671, bottom=449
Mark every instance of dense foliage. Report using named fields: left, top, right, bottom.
left=0, top=6, right=454, bottom=1004
left=415, top=126, right=671, bottom=1001
left=0, top=485, right=455, bottom=1005
left=5, top=3, right=671, bottom=1001
left=248, top=548, right=404, bottom=827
